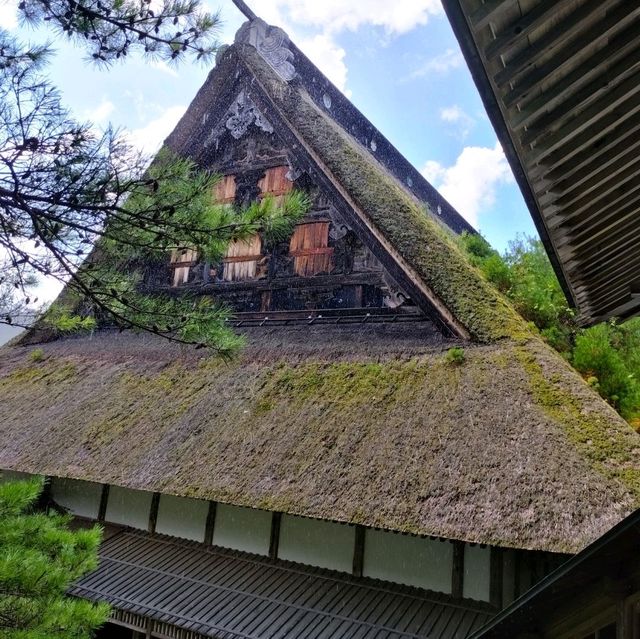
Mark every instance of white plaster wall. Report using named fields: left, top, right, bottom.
left=363, top=530, right=453, bottom=593
left=0, top=470, right=33, bottom=482
left=155, top=494, right=209, bottom=542
left=278, top=515, right=355, bottom=572
left=104, top=486, right=153, bottom=529
left=213, top=504, right=271, bottom=556
left=463, top=544, right=491, bottom=602
left=51, top=477, right=102, bottom=519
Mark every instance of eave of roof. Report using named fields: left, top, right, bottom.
left=442, top=0, right=640, bottom=325
left=472, top=508, right=640, bottom=638
left=1, top=327, right=638, bottom=553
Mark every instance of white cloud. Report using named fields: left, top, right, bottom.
left=439, top=104, right=475, bottom=139
left=421, top=142, right=514, bottom=227
left=83, top=99, right=115, bottom=125
left=0, top=0, right=18, bottom=30
left=259, top=0, right=443, bottom=34
left=298, top=33, right=349, bottom=94
left=149, top=60, right=179, bottom=77
left=409, top=48, right=464, bottom=78
left=126, top=105, right=187, bottom=154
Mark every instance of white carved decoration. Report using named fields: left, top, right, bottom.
left=235, top=18, right=296, bottom=82
left=208, top=90, right=274, bottom=147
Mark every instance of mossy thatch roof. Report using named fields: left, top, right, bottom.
left=1, top=327, right=638, bottom=553
left=1, top=32, right=639, bottom=557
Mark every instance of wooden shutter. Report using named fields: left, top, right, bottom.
left=258, top=166, right=293, bottom=204
left=170, top=248, right=197, bottom=287
left=289, top=221, right=333, bottom=276
left=222, top=235, right=262, bottom=281
left=214, top=175, right=236, bottom=204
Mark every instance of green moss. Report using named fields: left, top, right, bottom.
left=517, top=345, right=640, bottom=499
left=260, top=360, right=430, bottom=408
left=1, top=359, right=77, bottom=386
left=444, top=347, right=465, bottom=365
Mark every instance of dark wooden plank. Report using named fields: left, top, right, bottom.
left=353, top=526, right=366, bottom=578
left=98, top=484, right=110, bottom=522
left=490, top=547, right=504, bottom=609
left=204, top=501, right=217, bottom=546
left=148, top=492, right=161, bottom=534
left=452, top=542, right=465, bottom=600
left=270, top=512, right=282, bottom=560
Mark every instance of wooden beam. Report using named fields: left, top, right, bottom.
left=530, top=103, right=640, bottom=181
left=536, top=130, right=640, bottom=202
left=511, top=21, right=640, bottom=131
left=148, top=492, right=161, bottom=534
left=491, top=547, right=504, bottom=609
left=469, top=0, right=514, bottom=31
left=529, top=87, right=640, bottom=166
left=352, top=525, right=366, bottom=578
left=520, top=67, right=640, bottom=149
left=494, top=0, right=613, bottom=91
left=98, top=484, right=110, bottom=522
left=204, top=501, right=217, bottom=546
left=452, top=542, right=465, bottom=600
left=496, top=4, right=640, bottom=108
left=269, top=512, right=282, bottom=560
left=484, top=0, right=574, bottom=61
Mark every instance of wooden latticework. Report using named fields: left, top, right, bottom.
left=222, top=235, right=262, bottom=281
left=213, top=174, right=236, bottom=204
left=170, top=248, right=197, bottom=287
left=258, top=166, right=292, bottom=204
left=289, top=221, right=334, bottom=277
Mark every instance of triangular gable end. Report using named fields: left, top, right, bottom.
left=160, top=21, right=488, bottom=339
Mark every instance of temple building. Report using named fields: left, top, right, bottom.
left=1, top=15, right=639, bottom=639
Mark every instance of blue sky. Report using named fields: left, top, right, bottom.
left=0, top=0, right=538, bottom=343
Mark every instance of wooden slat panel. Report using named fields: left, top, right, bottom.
left=289, top=222, right=333, bottom=277
left=259, top=166, right=293, bottom=198
left=214, top=175, right=237, bottom=204
left=222, top=235, right=262, bottom=282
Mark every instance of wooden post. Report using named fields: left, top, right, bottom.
left=491, top=546, right=504, bottom=609
left=204, top=502, right=217, bottom=546
left=148, top=492, right=161, bottom=534
left=97, top=484, right=110, bottom=522
left=452, top=541, right=465, bottom=599
left=269, top=512, right=282, bottom=560
left=352, top=525, right=366, bottom=577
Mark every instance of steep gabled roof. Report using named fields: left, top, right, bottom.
left=164, top=29, right=525, bottom=342
left=0, top=20, right=639, bottom=554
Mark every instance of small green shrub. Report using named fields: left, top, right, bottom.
left=445, top=347, right=465, bottom=365
left=29, top=348, right=45, bottom=362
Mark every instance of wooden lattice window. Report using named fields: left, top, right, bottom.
left=170, top=248, right=197, bottom=287
left=222, top=235, right=263, bottom=281
left=258, top=166, right=293, bottom=204
left=213, top=174, right=236, bottom=204
left=289, top=221, right=334, bottom=277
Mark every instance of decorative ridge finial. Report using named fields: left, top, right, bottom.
left=234, top=17, right=296, bottom=82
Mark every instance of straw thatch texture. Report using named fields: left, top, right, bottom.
left=1, top=327, right=638, bottom=553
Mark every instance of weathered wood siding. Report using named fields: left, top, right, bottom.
left=222, top=235, right=262, bottom=281
left=289, top=221, right=333, bottom=276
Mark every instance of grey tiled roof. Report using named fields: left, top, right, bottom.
left=71, top=530, right=492, bottom=639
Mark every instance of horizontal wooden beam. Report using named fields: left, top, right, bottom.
left=494, top=0, right=612, bottom=91
left=484, top=0, right=574, bottom=61
left=469, top=0, right=514, bottom=31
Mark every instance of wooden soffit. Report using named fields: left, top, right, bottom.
left=443, top=0, right=640, bottom=324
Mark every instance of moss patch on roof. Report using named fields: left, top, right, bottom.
left=0, top=329, right=637, bottom=553
left=235, top=45, right=529, bottom=344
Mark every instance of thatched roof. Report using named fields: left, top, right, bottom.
left=1, top=326, right=638, bottom=553
left=1, top=23, right=639, bottom=556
